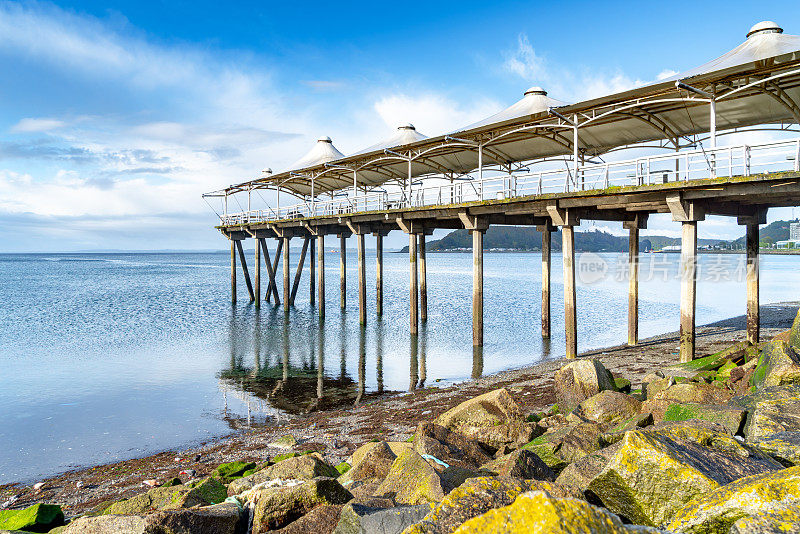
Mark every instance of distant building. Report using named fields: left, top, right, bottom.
left=791, top=222, right=800, bottom=240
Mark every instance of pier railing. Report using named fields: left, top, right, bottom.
left=221, top=138, right=800, bottom=225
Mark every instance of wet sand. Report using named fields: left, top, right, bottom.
left=2, top=301, right=797, bottom=516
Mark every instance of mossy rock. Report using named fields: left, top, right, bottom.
left=521, top=433, right=569, bottom=473
left=613, top=377, right=631, bottom=394
left=211, top=461, right=257, bottom=483
left=228, top=453, right=339, bottom=495
left=335, top=461, right=351, bottom=476
left=716, top=360, right=738, bottom=381
left=250, top=478, right=352, bottom=531
left=751, top=339, right=800, bottom=389
left=271, top=452, right=300, bottom=463
left=0, top=504, right=64, bottom=532
left=668, top=465, right=800, bottom=533
left=375, top=449, right=446, bottom=505
left=663, top=403, right=746, bottom=435
left=103, top=477, right=226, bottom=515
left=732, top=385, right=800, bottom=441
left=162, top=477, right=182, bottom=487
left=751, top=431, right=800, bottom=467
left=270, top=434, right=298, bottom=449
left=669, top=341, right=749, bottom=374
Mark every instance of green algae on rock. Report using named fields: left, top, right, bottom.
left=668, top=465, right=800, bottom=533
left=211, top=460, right=257, bottom=483
left=249, top=478, right=352, bottom=533
left=0, top=503, right=64, bottom=532
left=451, top=491, right=666, bottom=534
left=751, top=339, right=800, bottom=388
left=103, top=477, right=227, bottom=515
left=576, top=390, right=642, bottom=426
left=662, top=403, right=746, bottom=435
left=228, top=453, right=339, bottom=494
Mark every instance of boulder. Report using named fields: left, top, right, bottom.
left=480, top=449, right=554, bottom=481
left=340, top=441, right=397, bottom=488
left=250, top=478, right=352, bottom=533
left=586, top=424, right=782, bottom=527
left=520, top=430, right=570, bottom=473
left=651, top=382, right=732, bottom=405
left=731, top=385, right=800, bottom=441
left=662, top=403, right=746, bottom=435
left=553, top=359, right=616, bottom=413
left=212, top=460, right=257, bottom=483
left=350, top=442, right=412, bottom=468
left=751, top=432, right=800, bottom=466
left=0, top=504, right=64, bottom=532
left=412, top=423, right=493, bottom=469
left=614, top=377, right=632, bottom=394
left=275, top=504, right=343, bottom=534
left=555, top=421, right=605, bottom=463
left=729, top=508, right=800, bottom=534
left=434, top=388, right=533, bottom=452
left=788, top=308, right=800, bottom=351
left=575, top=390, right=642, bottom=426
left=229, top=453, right=339, bottom=494
left=104, top=477, right=227, bottom=515
left=375, top=450, right=446, bottom=505
left=602, top=413, right=654, bottom=444
left=668, top=465, right=800, bottom=533
left=58, top=502, right=241, bottom=534
left=554, top=443, right=621, bottom=500
left=334, top=503, right=430, bottom=534
left=752, top=340, right=800, bottom=388
left=271, top=434, right=299, bottom=449
left=402, top=477, right=581, bottom=534
left=451, top=491, right=665, bottom=533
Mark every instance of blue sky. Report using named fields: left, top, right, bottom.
left=0, top=0, right=799, bottom=251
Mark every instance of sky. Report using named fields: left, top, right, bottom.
left=0, top=0, right=799, bottom=252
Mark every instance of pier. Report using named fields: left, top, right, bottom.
left=205, top=21, right=800, bottom=362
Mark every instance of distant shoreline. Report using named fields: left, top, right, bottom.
left=395, top=248, right=800, bottom=254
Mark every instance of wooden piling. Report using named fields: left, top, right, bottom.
left=746, top=223, right=760, bottom=344
left=317, top=235, right=325, bottom=318
left=309, top=238, right=315, bottom=306
left=283, top=237, right=291, bottom=307
left=230, top=240, right=236, bottom=304
left=357, top=233, right=367, bottom=325
left=254, top=238, right=261, bottom=307
left=562, top=226, right=577, bottom=359
left=376, top=233, right=384, bottom=316
left=472, top=230, right=484, bottom=346
left=410, top=233, right=418, bottom=335
left=419, top=234, right=427, bottom=323
left=541, top=226, right=551, bottom=338
left=340, top=235, right=346, bottom=309
left=235, top=240, right=255, bottom=302
left=290, top=237, right=309, bottom=306
left=679, top=221, right=697, bottom=362
left=628, top=226, right=639, bottom=345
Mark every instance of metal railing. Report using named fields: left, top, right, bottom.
left=221, top=138, right=800, bottom=225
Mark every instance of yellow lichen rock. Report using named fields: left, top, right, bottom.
left=668, top=465, right=800, bottom=533
left=451, top=491, right=666, bottom=533
left=375, top=449, right=446, bottom=505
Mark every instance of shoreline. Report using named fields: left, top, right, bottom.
left=2, top=301, right=798, bottom=516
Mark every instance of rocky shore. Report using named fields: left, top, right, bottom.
left=3, top=302, right=800, bottom=533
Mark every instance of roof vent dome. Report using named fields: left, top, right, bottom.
left=318, top=136, right=332, bottom=143
left=524, top=86, right=548, bottom=96
left=398, top=123, right=416, bottom=130
left=262, top=168, right=272, bottom=175
left=747, top=21, right=783, bottom=38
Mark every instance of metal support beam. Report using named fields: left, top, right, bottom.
left=376, top=234, right=384, bottom=316
left=235, top=240, right=255, bottom=302
left=283, top=237, right=291, bottom=307
left=472, top=229, right=484, bottom=346
left=562, top=226, right=577, bottom=358
left=418, top=234, right=427, bottom=323
left=746, top=223, right=760, bottom=344
left=259, top=238, right=280, bottom=304
left=230, top=240, right=236, bottom=304
left=410, top=234, right=418, bottom=335
left=290, top=237, right=309, bottom=306
left=680, top=221, right=698, bottom=362
left=357, top=233, right=367, bottom=325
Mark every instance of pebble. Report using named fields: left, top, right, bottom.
left=33, top=482, right=45, bottom=491
left=76, top=481, right=84, bottom=488
left=142, top=479, right=159, bottom=487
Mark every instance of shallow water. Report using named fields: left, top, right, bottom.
left=0, top=250, right=798, bottom=483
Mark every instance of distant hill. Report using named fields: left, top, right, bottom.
left=398, top=222, right=797, bottom=253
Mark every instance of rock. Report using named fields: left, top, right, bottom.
left=434, top=388, right=533, bottom=452
left=586, top=424, right=782, bottom=527
left=375, top=449, right=446, bottom=505
left=402, top=476, right=581, bottom=534
left=651, top=382, right=732, bottom=405
left=271, top=434, right=299, bottom=449
left=662, top=402, right=746, bottom=435
left=520, top=430, right=570, bottom=473
left=788, top=308, right=800, bottom=351
left=275, top=504, right=343, bottom=534
left=250, top=478, right=352, bottom=533
left=229, top=453, right=339, bottom=494
left=602, top=413, right=654, bottom=444
left=717, top=359, right=738, bottom=381
left=350, top=442, right=412, bottom=468
left=575, top=390, right=642, bottom=426
left=752, top=340, right=800, bottom=388
left=451, top=491, right=665, bottom=533
left=729, top=508, right=800, bottom=534
left=555, top=421, right=605, bottom=463
left=667, top=342, right=748, bottom=375
left=668, top=465, right=800, bottom=533
left=104, top=477, right=227, bottom=515
left=731, top=385, right=800, bottom=441
left=58, top=502, right=241, bottom=534
left=480, top=449, right=554, bottom=481
left=644, top=376, right=672, bottom=400
left=554, top=443, right=620, bottom=500
left=336, top=462, right=351, bottom=476
left=751, top=432, right=800, bottom=466
left=553, top=359, right=616, bottom=414
left=334, top=503, right=430, bottom=534
left=0, top=504, right=64, bottom=532
left=340, top=441, right=397, bottom=488
left=614, top=377, right=632, bottom=394
left=212, top=461, right=257, bottom=483
left=412, top=423, right=493, bottom=469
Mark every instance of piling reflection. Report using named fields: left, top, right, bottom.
left=409, top=334, right=418, bottom=391
left=418, top=326, right=427, bottom=389
left=376, top=320, right=384, bottom=394
left=472, top=345, right=484, bottom=379
left=355, top=327, right=366, bottom=405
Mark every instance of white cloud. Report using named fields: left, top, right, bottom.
left=373, top=93, right=500, bottom=136
left=10, top=118, right=66, bottom=133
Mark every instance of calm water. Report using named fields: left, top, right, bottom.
left=1, top=250, right=798, bottom=483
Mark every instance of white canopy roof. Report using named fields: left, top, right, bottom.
left=212, top=21, right=800, bottom=199
left=352, top=124, right=428, bottom=156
